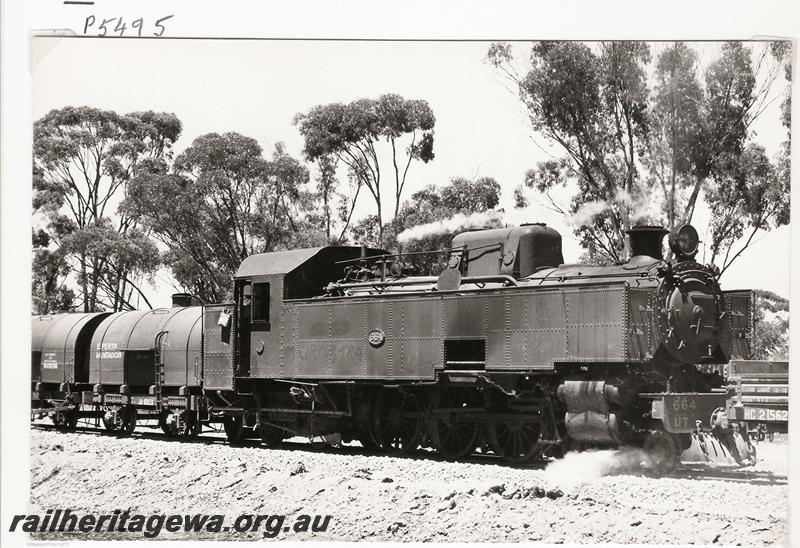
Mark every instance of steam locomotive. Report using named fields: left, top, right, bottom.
left=32, top=223, right=764, bottom=474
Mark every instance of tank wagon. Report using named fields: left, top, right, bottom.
left=32, top=312, right=111, bottom=428
left=88, top=300, right=203, bottom=435
left=31, top=223, right=781, bottom=474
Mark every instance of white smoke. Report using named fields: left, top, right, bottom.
left=543, top=447, right=648, bottom=490
left=565, top=189, right=664, bottom=228
left=396, top=187, right=665, bottom=246
left=615, top=188, right=664, bottom=225
left=568, top=199, right=610, bottom=227
left=396, top=210, right=505, bottom=244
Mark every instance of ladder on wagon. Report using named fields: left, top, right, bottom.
left=153, top=330, right=169, bottom=412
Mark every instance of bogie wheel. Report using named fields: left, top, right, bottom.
left=159, top=410, right=177, bottom=437
left=643, top=430, right=681, bottom=476
left=161, top=410, right=200, bottom=438
left=121, top=406, right=137, bottom=436
left=370, top=387, right=424, bottom=455
left=183, top=412, right=201, bottom=438
left=428, top=386, right=481, bottom=461
left=487, top=419, right=542, bottom=464
left=51, top=406, right=79, bottom=431
left=102, top=407, right=122, bottom=432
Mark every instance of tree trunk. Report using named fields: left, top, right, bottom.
left=80, top=252, right=89, bottom=313
left=323, top=192, right=331, bottom=242
left=376, top=209, right=384, bottom=248
left=681, top=176, right=705, bottom=225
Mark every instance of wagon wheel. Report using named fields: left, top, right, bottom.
left=182, top=411, right=201, bottom=438
left=102, top=407, right=122, bottom=432
left=160, top=410, right=199, bottom=438
left=643, top=430, right=680, bottom=476
left=159, top=410, right=177, bottom=436
left=51, top=404, right=79, bottom=431
left=121, top=406, right=137, bottom=436
left=487, top=419, right=542, bottom=464
left=370, top=387, right=424, bottom=455
left=428, top=387, right=481, bottom=461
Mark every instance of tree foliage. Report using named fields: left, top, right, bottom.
left=752, top=290, right=789, bottom=360
left=646, top=42, right=705, bottom=229
left=376, top=176, right=502, bottom=274
left=294, top=94, right=436, bottom=246
left=32, top=228, right=75, bottom=314
left=125, top=133, right=325, bottom=302
left=489, top=41, right=791, bottom=271
left=33, top=106, right=182, bottom=311
left=490, top=41, right=651, bottom=261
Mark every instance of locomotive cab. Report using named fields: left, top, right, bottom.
left=231, top=246, right=386, bottom=381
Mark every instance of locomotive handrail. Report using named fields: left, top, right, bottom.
left=332, top=242, right=502, bottom=265
left=325, top=274, right=518, bottom=293
left=462, top=275, right=518, bottom=287
left=325, top=277, right=440, bottom=291
left=293, top=276, right=633, bottom=303
left=529, top=268, right=662, bottom=285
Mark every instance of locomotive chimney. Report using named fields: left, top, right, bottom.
left=626, top=225, right=668, bottom=260
left=171, top=293, right=193, bottom=307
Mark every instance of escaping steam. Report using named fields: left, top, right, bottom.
left=396, top=187, right=664, bottom=245
left=566, top=189, right=664, bottom=228
left=569, top=199, right=611, bottom=227
left=396, top=210, right=505, bottom=244
left=543, top=447, right=648, bottom=489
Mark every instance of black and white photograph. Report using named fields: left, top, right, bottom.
left=1, top=2, right=797, bottom=546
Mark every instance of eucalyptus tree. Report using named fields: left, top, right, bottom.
left=294, top=94, right=436, bottom=245
left=33, top=106, right=181, bottom=311
left=125, top=133, right=324, bottom=302
left=490, top=40, right=790, bottom=271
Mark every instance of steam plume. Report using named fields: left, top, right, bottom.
left=396, top=210, right=504, bottom=244
left=566, top=189, right=664, bottom=228
left=543, top=447, right=648, bottom=490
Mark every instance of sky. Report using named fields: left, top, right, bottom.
left=31, top=38, right=792, bottom=304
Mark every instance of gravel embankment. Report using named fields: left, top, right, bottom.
left=28, top=429, right=788, bottom=544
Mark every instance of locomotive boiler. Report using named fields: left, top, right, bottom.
left=31, top=222, right=766, bottom=474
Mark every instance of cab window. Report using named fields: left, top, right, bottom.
left=252, top=282, right=270, bottom=323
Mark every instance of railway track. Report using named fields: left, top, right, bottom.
left=31, top=421, right=786, bottom=483
left=673, top=466, right=787, bottom=485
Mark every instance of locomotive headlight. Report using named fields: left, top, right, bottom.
left=669, top=224, right=699, bottom=260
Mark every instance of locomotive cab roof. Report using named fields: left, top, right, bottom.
left=236, top=245, right=386, bottom=299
